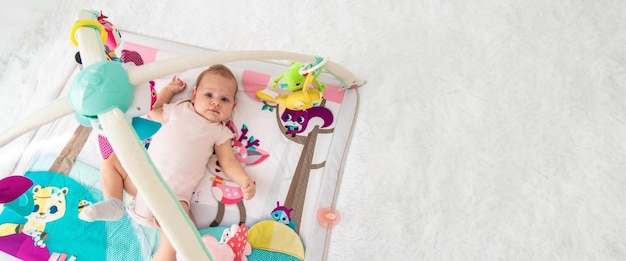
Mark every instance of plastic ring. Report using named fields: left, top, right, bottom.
left=70, top=20, right=108, bottom=47
left=299, top=56, right=329, bottom=75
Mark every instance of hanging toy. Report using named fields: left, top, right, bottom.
left=271, top=57, right=327, bottom=92
left=256, top=57, right=329, bottom=112
left=97, top=11, right=122, bottom=60
left=73, top=11, right=123, bottom=64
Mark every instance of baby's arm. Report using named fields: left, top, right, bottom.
left=149, top=75, right=187, bottom=122
left=214, top=142, right=256, bottom=200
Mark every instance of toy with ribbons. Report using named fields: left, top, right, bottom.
left=256, top=57, right=331, bottom=112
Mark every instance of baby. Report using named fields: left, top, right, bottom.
left=80, top=64, right=256, bottom=261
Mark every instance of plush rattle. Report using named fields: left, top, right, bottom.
left=256, top=57, right=329, bottom=112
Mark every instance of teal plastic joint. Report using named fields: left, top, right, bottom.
left=68, top=61, right=134, bottom=118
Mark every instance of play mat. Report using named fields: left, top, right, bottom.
left=0, top=12, right=360, bottom=261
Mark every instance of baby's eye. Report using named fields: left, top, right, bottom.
left=221, top=97, right=230, bottom=102
left=204, top=93, right=214, bottom=98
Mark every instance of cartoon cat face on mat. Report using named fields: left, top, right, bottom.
left=29, top=185, right=69, bottom=224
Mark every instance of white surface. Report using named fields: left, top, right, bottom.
left=1, top=1, right=626, bottom=260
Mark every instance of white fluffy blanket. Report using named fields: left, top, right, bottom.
left=1, top=1, right=626, bottom=260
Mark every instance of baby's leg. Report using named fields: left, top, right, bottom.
left=102, top=152, right=138, bottom=199
left=152, top=201, right=191, bottom=261
left=79, top=152, right=137, bottom=222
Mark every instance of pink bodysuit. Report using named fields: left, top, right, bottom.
left=127, top=100, right=234, bottom=227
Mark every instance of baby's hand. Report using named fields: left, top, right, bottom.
left=241, top=180, right=256, bottom=200
left=165, top=75, right=187, bottom=94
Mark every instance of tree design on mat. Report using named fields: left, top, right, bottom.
left=263, top=100, right=334, bottom=231
left=49, top=125, right=93, bottom=175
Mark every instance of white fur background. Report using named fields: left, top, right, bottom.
left=2, top=1, right=626, bottom=260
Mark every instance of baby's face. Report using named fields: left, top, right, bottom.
left=191, top=73, right=237, bottom=122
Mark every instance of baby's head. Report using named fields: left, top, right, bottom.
left=191, top=64, right=238, bottom=122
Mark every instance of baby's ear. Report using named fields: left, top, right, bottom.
left=190, top=88, right=197, bottom=101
